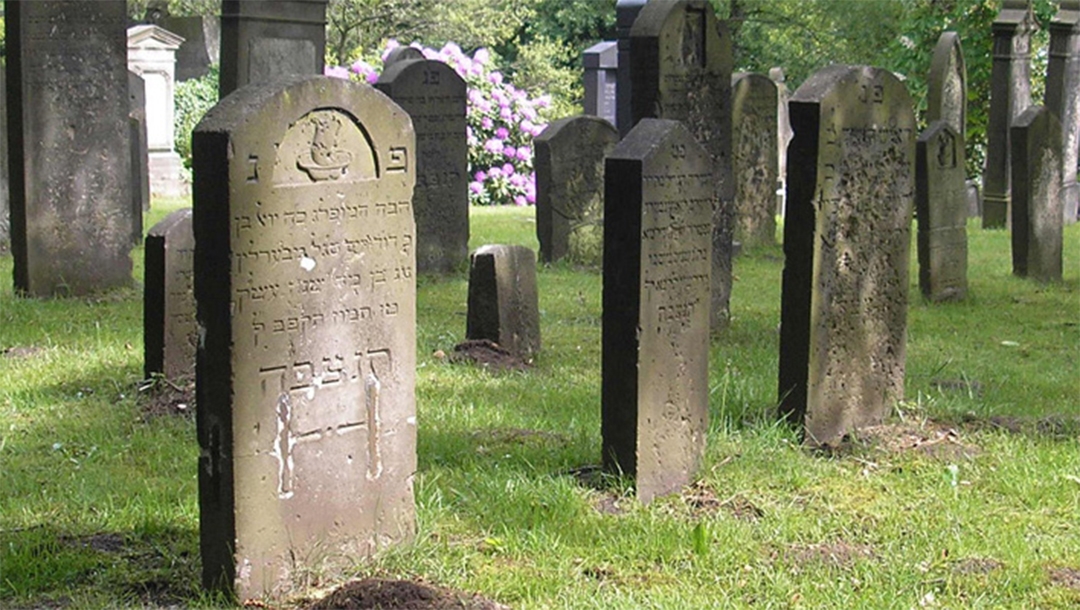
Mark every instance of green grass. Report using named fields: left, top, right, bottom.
left=1, top=202, right=1077, bottom=608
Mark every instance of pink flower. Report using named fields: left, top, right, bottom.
left=325, top=65, right=350, bottom=79
left=469, top=181, right=484, bottom=195
left=474, top=170, right=487, bottom=182
left=484, top=139, right=504, bottom=154
left=488, top=166, right=503, bottom=178
left=502, top=163, right=514, bottom=175
left=495, top=127, right=510, bottom=139
left=516, top=147, right=532, bottom=162
left=488, top=71, right=504, bottom=85
left=474, top=48, right=490, bottom=65
left=514, top=195, right=527, bottom=206
left=503, top=146, right=517, bottom=159
left=499, top=107, right=513, bottom=121
left=482, top=117, right=494, bottom=130
left=366, top=72, right=379, bottom=85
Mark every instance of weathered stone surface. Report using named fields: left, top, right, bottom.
left=616, top=0, right=648, bottom=137
left=6, top=1, right=134, bottom=296
left=534, top=115, right=619, bottom=265
left=382, top=46, right=425, bottom=68
left=927, top=31, right=967, bottom=140
left=731, top=72, right=778, bottom=246
left=770, top=67, right=794, bottom=218
left=916, top=121, right=968, bottom=302
left=193, top=76, right=416, bottom=599
left=630, top=0, right=734, bottom=330
left=1046, top=0, right=1080, bottom=224
left=376, top=58, right=468, bottom=273
left=150, top=16, right=221, bottom=82
left=128, top=24, right=186, bottom=198
left=966, top=179, right=983, bottom=217
left=465, top=245, right=540, bottom=358
left=1, top=59, right=9, bottom=254
left=144, top=208, right=195, bottom=380
left=583, top=41, right=618, bottom=127
left=219, top=0, right=328, bottom=97
left=778, top=65, right=916, bottom=447
left=602, top=118, right=712, bottom=504
left=1011, top=105, right=1063, bottom=281
left=129, top=70, right=150, bottom=241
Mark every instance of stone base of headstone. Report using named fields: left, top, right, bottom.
left=466, top=245, right=541, bottom=359
left=149, top=151, right=187, bottom=197
left=983, top=195, right=1009, bottom=229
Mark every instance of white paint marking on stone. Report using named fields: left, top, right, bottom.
left=300, top=256, right=317, bottom=271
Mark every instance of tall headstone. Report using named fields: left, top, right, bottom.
left=1011, top=105, right=1063, bottom=281
left=983, top=0, right=1036, bottom=229
left=144, top=209, right=196, bottom=380
left=731, top=73, right=779, bottom=246
left=219, top=0, right=328, bottom=98
left=466, top=245, right=541, bottom=358
left=129, top=71, right=150, bottom=246
left=630, top=0, right=734, bottom=330
left=128, top=25, right=187, bottom=197
left=616, top=0, right=648, bottom=137
left=927, top=32, right=967, bottom=140
left=770, top=67, right=794, bottom=217
left=0, top=59, right=9, bottom=255
left=151, top=16, right=221, bottom=82
left=193, top=76, right=416, bottom=599
left=916, top=121, right=968, bottom=301
left=534, top=115, right=619, bottom=265
left=778, top=65, right=916, bottom=447
left=602, top=118, right=712, bottom=503
left=5, top=1, right=134, bottom=296
left=1046, top=0, right=1080, bottom=224
left=376, top=58, right=468, bottom=274
left=583, top=41, right=618, bottom=127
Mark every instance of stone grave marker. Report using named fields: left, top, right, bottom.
left=616, top=0, right=648, bottom=137
left=916, top=121, right=968, bottom=302
left=1011, top=105, right=1064, bottom=281
left=770, top=67, right=794, bottom=217
left=144, top=208, right=196, bottom=380
left=583, top=41, right=618, bottom=127
left=129, top=70, right=150, bottom=245
left=630, top=0, right=734, bottom=330
left=927, top=32, right=967, bottom=140
left=219, top=0, right=328, bottom=97
left=150, top=15, right=221, bottom=82
left=778, top=65, right=916, bottom=447
left=534, top=115, right=619, bottom=265
left=966, top=179, right=983, bottom=217
left=383, top=46, right=425, bottom=68
left=731, top=72, right=779, bottom=246
left=466, top=245, right=541, bottom=358
left=1046, top=0, right=1080, bottom=224
left=376, top=58, right=468, bottom=273
left=602, top=118, right=712, bottom=503
left=128, top=24, right=186, bottom=197
left=1, top=59, right=9, bottom=254
left=6, top=0, right=134, bottom=296
left=193, top=76, right=416, bottom=599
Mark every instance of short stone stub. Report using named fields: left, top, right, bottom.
left=144, top=208, right=196, bottom=381
left=465, top=244, right=541, bottom=358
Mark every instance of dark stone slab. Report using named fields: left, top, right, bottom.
left=5, top=1, right=134, bottom=296
left=376, top=58, right=468, bottom=274
left=916, top=121, right=968, bottom=301
left=731, top=72, right=779, bottom=246
left=466, top=244, right=540, bottom=358
left=129, top=70, right=150, bottom=245
left=1011, top=105, right=1063, bottom=281
left=219, top=1, right=328, bottom=98
left=616, top=0, right=648, bottom=137
left=602, top=118, right=712, bottom=503
left=583, top=41, right=618, bottom=127
left=778, top=65, right=916, bottom=447
left=144, top=208, right=195, bottom=380
left=927, top=32, right=967, bottom=141
left=1046, top=0, right=1080, bottom=224
left=193, top=76, right=416, bottom=599
left=151, top=16, right=221, bottom=82
left=534, top=115, right=619, bottom=265
left=630, top=0, right=734, bottom=331
left=0, top=59, right=8, bottom=255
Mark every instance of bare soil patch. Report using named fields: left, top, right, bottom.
left=304, top=578, right=509, bottom=610
left=2, top=345, right=44, bottom=359
left=682, top=482, right=764, bottom=522
left=952, top=557, right=1003, bottom=575
left=780, top=542, right=877, bottom=570
left=843, top=421, right=981, bottom=460
left=448, top=340, right=530, bottom=372
left=1049, top=566, right=1080, bottom=592
left=137, top=376, right=195, bottom=420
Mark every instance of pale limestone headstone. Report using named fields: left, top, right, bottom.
left=128, top=24, right=186, bottom=197
left=731, top=73, right=779, bottom=246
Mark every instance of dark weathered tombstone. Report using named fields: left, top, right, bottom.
left=1046, top=0, right=1080, bottom=224
left=376, top=58, right=468, bottom=274
left=966, top=179, right=983, bottom=218
left=778, top=65, right=916, bottom=447
left=0, top=59, right=8, bottom=255
left=927, top=32, right=967, bottom=140
left=984, top=0, right=1036, bottom=229
left=144, top=209, right=195, bottom=380
left=616, top=0, right=648, bottom=137
left=602, top=118, right=712, bottom=503
left=583, top=41, right=618, bottom=127
left=383, top=46, right=425, bottom=68
left=219, top=0, right=328, bottom=98
left=129, top=70, right=150, bottom=245
left=916, top=121, right=968, bottom=301
left=193, top=76, right=416, bottom=599
left=630, top=0, right=734, bottom=330
left=534, top=115, right=619, bottom=265
left=151, top=16, right=221, bottom=82
left=731, top=73, right=779, bottom=246
left=465, top=245, right=541, bottom=358
left=5, top=1, right=134, bottom=296
left=770, top=67, right=794, bottom=217
left=1011, top=105, right=1064, bottom=281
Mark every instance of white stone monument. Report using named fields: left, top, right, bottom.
left=128, top=25, right=186, bottom=197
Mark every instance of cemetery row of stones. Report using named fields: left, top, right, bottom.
left=2, top=0, right=1076, bottom=602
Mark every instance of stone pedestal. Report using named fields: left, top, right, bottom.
left=1046, top=1, right=1080, bottom=224
left=128, top=24, right=187, bottom=197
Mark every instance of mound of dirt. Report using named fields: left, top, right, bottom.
left=305, top=579, right=509, bottom=610
left=449, top=339, right=530, bottom=372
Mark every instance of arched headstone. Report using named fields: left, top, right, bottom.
left=731, top=73, right=779, bottom=246
left=927, top=31, right=967, bottom=140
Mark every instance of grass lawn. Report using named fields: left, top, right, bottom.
left=1, top=201, right=1077, bottom=609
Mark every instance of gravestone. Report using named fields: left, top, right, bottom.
left=376, top=58, right=468, bottom=274
left=1046, top=0, right=1080, bottom=224
left=129, top=71, right=150, bottom=246
left=778, top=65, right=916, bottom=447
left=583, top=41, right=618, bottom=127
left=984, top=0, right=1036, bottom=229
left=466, top=245, right=541, bottom=358
left=966, top=179, right=983, bottom=217
left=383, top=46, right=425, bottom=68
left=219, top=0, right=328, bottom=98
left=151, top=16, right=221, bottom=82
left=128, top=24, right=186, bottom=197
left=916, top=121, right=968, bottom=301
left=630, top=0, right=734, bottom=330
left=534, top=115, right=619, bottom=265
left=731, top=73, right=779, bottom=246
left=927, top=32, right=967, bottom=140
left=770, top=67, right=794, bottom=217
left=1011, top=105, right=1063, bottom=281
left=193, top=76, right=416, bottom=599
left=0, top=59, right=8, bottom=254
left=602, top=118, right=712, bottom=503
left=616, top=0, right=648, bottom=137
left=6, top=0, right=134, bottom=296
left=144, top=208, right=196, bottom=380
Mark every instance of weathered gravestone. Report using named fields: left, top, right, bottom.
left=770, top=67, right=794, bottom=217
left=534, top=115, right=619, bottom=265
left=193, top=76, right=417, bottom=598
left=129, top=70, right=150, bottom=245
left=1011, top=105, right=1064, bottom=282
left=602, top=118, right=712, bottom=503
left=466, top=245, right=541, bottom=358
left=927, top=32, right=967, bottom=141
left=144, top=209, right=195, bottom=380
left=630, top=0, right=734, bottom=330
left=219, top=0, right=328, bottom=98
left=128, top=24, right=186, bottom=197
left=0, top=59, right=8, bottom=254
left=5, top=0, right=134, bottom=296
left=383, top=46, right=425, bottom=67
left=984, top=0, right=1036, bottom=229
left=778, top=65, right=916, bottom=447
left=916, top=121, right=968, bottom=302
left=150, top=15, right=221, bottom=82
left=616, top=0, right=649, bottom=137
left=966, top=179, right=983, bottom=217
left=1046, top=0, right=1080, bottom=224
left=583, top=41, right=618, bottom=127
left=731, top=73, right=779, bottom=246
left=376, top=57, right=468, bottom=274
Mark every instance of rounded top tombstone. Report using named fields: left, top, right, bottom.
left=927, top=31, right=966, bottom=140
left=383, top=46, right=425, bottom=68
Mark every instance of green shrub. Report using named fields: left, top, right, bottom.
left=173, top=65, right=219, bottom=168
